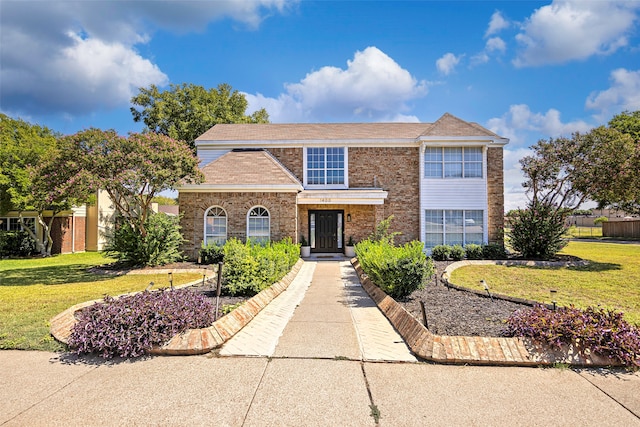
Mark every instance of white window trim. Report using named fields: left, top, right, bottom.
left=303, top=146, right=349, bottom=189
left=424, top=146, right=484, bottom=179
left=203, top=206, right=227, bottom=246
left=246, top=206, right=270, bottom=243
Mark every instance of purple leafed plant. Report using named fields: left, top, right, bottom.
left=68, top=288, right=215, bottom=359
left=506, top=304, right=640, bottom=367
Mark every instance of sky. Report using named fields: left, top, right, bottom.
left=2, top=0, right=640, bottom=211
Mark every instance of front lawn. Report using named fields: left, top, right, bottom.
left=0, top=253, right=202, bottom=351
left=449, top=241, right=640, bottom=325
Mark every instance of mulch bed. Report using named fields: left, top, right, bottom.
left=397, top=261, right=528, bottom=337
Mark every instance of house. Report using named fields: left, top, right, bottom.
left=177, top=113, right=508, bottom=258
left=1, top=190, right=116, bottom=254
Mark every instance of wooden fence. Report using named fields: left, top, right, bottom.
left=602, top=220, right=640, bottom=238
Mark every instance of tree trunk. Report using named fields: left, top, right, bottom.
left=19, top=212, right=46, bottom=255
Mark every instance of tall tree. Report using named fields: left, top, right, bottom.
left=511, top=111, right=639, bottom=258
left=0, top=114, right=89, bottom=254
left=60, top=129, right=204, bottom=237
left=130, top=83, right=269, bottom=150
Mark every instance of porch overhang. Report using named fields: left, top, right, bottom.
left=297, top=189, right=388, bottom=205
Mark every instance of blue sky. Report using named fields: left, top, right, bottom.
left=2, top=0, right=640, bottom=210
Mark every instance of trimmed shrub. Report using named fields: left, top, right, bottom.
left=105, top=213, right=184, bottom=266
left=450, top=244, right=465, bottom=261
left=507, top=201, right=568, bottom=260
left=594, top=216, right=608, bottom=226
left=482, top=243, right=508, bottom=259
left=222, top=238, right=299, bottom=296
left=355, top=239, right=434, bottom=299
left=431, top=244, right=451, bottom=261
left=506, top=305, right=640, bottom=367
left=464, top=244, right=483, bottom=260
left=68, top=288, right=215, bottom=359
left=200, top=242, right=224, bottom=264
left=0, top=230, right=37, bottom=257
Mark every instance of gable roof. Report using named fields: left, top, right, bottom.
left=195, top=113, right=508, bottom=146
left=195, top=149, right=302, bottom=190
left=419, top=113, right=501, bottom=138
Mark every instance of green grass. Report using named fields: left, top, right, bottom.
left=0, top=253, right=202, bottom=351
left=449, top=241, right=640, bottom=325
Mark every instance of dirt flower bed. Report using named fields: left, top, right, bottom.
left=397, top=261, right=530, bottom=337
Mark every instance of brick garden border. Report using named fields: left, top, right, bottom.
left=351, top=258, right=621, bottom=367
left=50, top=259, right=304, bottom=356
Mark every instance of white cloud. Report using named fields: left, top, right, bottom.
left=246, top=47, right=428, bottom=122
left=0, top=0, right=293, bottom=117
left=488, top=104, right=592, bottom=144
left=486, top=37, right=506, bottom=53
left=513, top=0, right=640, bottom=67
left=586, top=68, right=640, bottom=120
left=486, top=11, right=510, bottom=37
left=436, top=53, right=462, bottom=75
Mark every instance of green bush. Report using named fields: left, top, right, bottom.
left=200, top=242, right=224, bottom=264
left=450, top=244, right=465, bottom=261
left=0, top=230, right=37, bottom=257
left=508, top=201, right=568, bottom=260
left=482, top=243, right=508, bottom=259
left=105, top=213, right=184, bottom=266
left=464, top=244, right=483, bottom=260
left=431, top=244, right=451, bottom=261
left=594, top=216, right=608, bottom=226
left=355, top=239, right=434, bottom=299
left=222, top=238, right=299, bottom=296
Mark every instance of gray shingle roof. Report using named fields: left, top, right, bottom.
left=195, top=113, right=502, bottom=142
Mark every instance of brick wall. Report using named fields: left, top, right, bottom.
left=268, top=148, right=303, bottom=181
left=487, top=147, right=505, bottom=245
left=348, top=147, right=421, bottom=244
left=298, top=204, right=379, bottom=245
left=179, top=192, right=298, bottom=260
left=74, top=216, right=86, bottom=252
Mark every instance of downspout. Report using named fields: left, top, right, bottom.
left=419, top=143, right=424, bottom=251
left=71, top=212, right=75, bottom=253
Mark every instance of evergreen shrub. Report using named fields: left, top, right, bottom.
left=355, top=239, right=434, bottom=299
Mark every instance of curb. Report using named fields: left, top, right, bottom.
left=50, top=259, right=305, bottom=356
left=351, top=258, right=622, bottom=367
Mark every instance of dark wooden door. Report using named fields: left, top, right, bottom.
left=312, top=211, right=340, bottom=252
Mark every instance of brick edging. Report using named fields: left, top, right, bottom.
left=50, top=259, right=305, bottom=356
left=351, top=258, right=621, bottom=367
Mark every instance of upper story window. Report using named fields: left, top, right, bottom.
left=204, top=207, right=227, bottom=246
left=424, top=147, right=483, bottom=179
left=247, top=206, right=270, bottom=244
left=305, top=147, right=347, bottom=188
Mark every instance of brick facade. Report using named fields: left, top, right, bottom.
left=179, top=191, right=298, bottom=260
left=486, top=147, right=505, bottom=244
left=348, top=147, right=420, bottom=244
left=46, top=215, right=86, bottom=254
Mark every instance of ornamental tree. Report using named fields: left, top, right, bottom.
left=0, top=114, right=91, bottom=255
left=59, top=129, right=204, bottom=239
left=511, top=114, right=638, bottom=258
left=130, top=82, right=269, bottom=151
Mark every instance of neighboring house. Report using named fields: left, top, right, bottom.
left=1, top=190, right=116, bottom=254
left=177, top=113, right=508, bottom=258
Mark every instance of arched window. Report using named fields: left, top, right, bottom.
left=204, top=206, right=227, bottom=246
left=247, top=206, right=270, bottom=244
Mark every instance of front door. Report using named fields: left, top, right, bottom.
left=309, top=210, right=343, bottom=253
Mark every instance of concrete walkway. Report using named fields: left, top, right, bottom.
left=220, top=260, right=415, bottom=362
